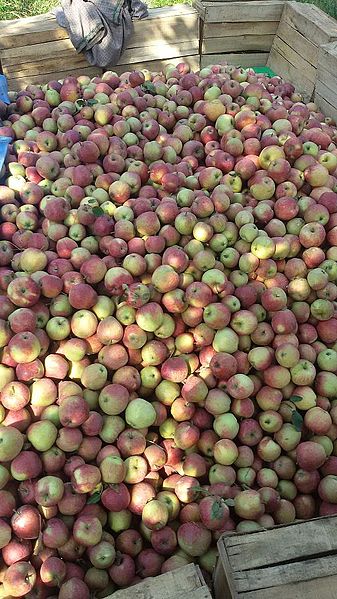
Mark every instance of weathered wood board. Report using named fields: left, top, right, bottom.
left=109, top=564, right=212, bottom=599
left=214, top=516, right=337, bottom=599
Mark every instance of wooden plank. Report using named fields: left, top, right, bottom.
left=203, top=21, right=279, bottom=38
left=314, top=94, right=337, bottom=124
left=223, top=517, right=337, bottom=572
left=7, top=68, right=102, bottom=92
left=173, top=588, right=212, bottom=599
left=267, top=48, right=314, bottom=102
left=110, top=564, right=205, bottom=599
left=2, top=37, right=199, bottom=67
left=0, top=14, right=68, bottom=48
left=316, top=67, right=337, bottom=97
left=234, top=555, right=337, bottom=592
left=0, top=5, right=198, bottom=49
left=113, top=55, right=200, bottom=75
left=118, top=41, right=199, bottom=65
left=1, top=39, right=76, bottom=63
left=242, top=575, right=337, bottom=599
left=201, top=52, right=268, bottom=68
left=202, top=35, right=274, bottom=53
left=317, top=41, right=337, bottom=78
left=214, top=539, right=238, bottom=599
left=3, top=53, right=94, bottom=78
left=276, top=18, right=318, bottom=66
left=270, top=35, right=316, bottom=81
left=283, top=1, right=337, bottom=46
left=315, top=81, right=337, bottom=115
left=3, top=40, right=199, bottom=79
left=194, top=1, right=285, bottom=23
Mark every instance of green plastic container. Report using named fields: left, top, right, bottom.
left=252, top=66, right=276, bottom=77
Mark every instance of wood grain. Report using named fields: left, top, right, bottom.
left=202, top=35, right=274, bottom=53
left=113, top=55, right=200, bottom=75
left=109, top=564, right=209, bottom=599
left=201, top=52, right=269, bottom=68
left=193, top=0, right=285, bottom=23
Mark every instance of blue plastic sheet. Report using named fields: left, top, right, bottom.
left=0, top=75, right=10, bottom=105
left=0, top=136, right=11, bottom=181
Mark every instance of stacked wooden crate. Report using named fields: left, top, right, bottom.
left=315, top=41, right=337, bottom=123
left=109, top=563, right=212, bottom=599
left=194, top=0, right=285, bottom=69
left=268, top=1, right=337, bottom=102
left=0, top=5, right=199, bottom=91
left=213, top=516, right=337, bottom=599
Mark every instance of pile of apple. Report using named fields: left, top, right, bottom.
left=1, top=60, right=337, bottom=598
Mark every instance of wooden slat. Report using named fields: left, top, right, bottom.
left=110, top=564, right=206, bottom=599
left=1, top=39, right=76, bottom=63
left=242, top=575, right=337, bottom=599
left=234, top=555, right=337, bottom=592
left=113, top=55, right=200, bottom=75
left=171, top=588, right=212, bottom=599
left=0, top=36, right=199, bottom=67
left=276, top=18, right=318, bottom=66
left=193, top=0, right=285, bottom=23
left=315, top=81, right=337, bottom=115
left=201, top=52, right=268, bottom=68
left=317, top=41, right=337, bottom=78
left=0, top=5, right=198, bottom=49
left=283, top=1, right=337, bottom=46
left=267, top=47, right=315, bottom=102
left=203, top=21, right=279, bottom=38
left=202, top=35, right=274, bottom=53
left=269, top=35, right=316, bottom=81
left=118, top=40, right=199, bottom=65
left=3, top=53, right=94, bottom=78
left=314, top=93, right=337, bottom=124
left=0, top=13, right=68, bottom=49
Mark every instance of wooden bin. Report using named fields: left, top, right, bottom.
left=194, top=0, right=284, bottom=69
left=268, top=1, right=337, bottom=102
left=0, top=5, right=199, bottom=90
left=315, top=41, right=337, bottom=123
left=109, top=563, right=212, bottom=599
left=214, top=516, right=337, bottom=599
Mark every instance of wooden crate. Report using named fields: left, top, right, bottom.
left=109, top=563, right=212, bottom=599
left=195, top=1, right=284, bottom=71
left=0, top=5, right=199, bottom=91
left=268, top=1, right=337, bottom=102
left=315, top=41, right=337, bottom=123
left=214, top=516, right=337, bottom=599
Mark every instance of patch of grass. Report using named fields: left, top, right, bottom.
left=0, top=0, right=187, bottom=19
left=0, top=0, right=335, bottom=21
left=0, top=0, right=58, bottom=20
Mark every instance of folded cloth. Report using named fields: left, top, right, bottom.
left=54, top=0, right=148, bottom=68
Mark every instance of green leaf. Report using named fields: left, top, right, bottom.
left=75, top=99, right=85, bottom=108
left=224, top=499, right=235, bottom=507
left=211, top=500, right=224, bottom=521
left=290, top=395, right=303, bottom=403
left=87, top=99, right=98, bottom=106
left=87, top=492, right=101, bottom=505
left=292, top=410, right=304, bottom=432
left=92, top=206, right=104, bottom=217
